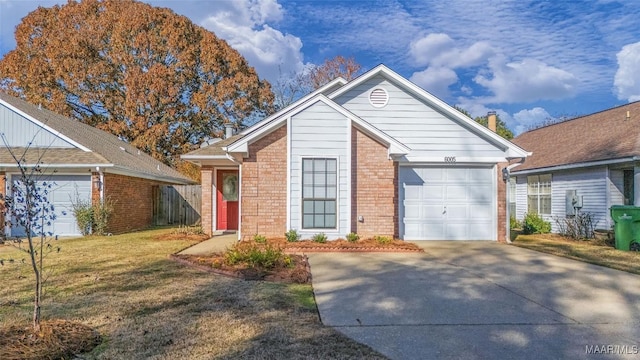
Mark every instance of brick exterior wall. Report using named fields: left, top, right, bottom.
left=351, top=127, right=398, bottom=238
left=497, top=162, right=508, bottom=242
left=102, top=173, right=169, bottom=234
left=200, top=166, right=214, bottom=235
left=241, top=125, right=287, bottom=239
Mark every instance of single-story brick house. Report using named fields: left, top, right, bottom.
left=510, top=101, right=640, bottom=232
left=0, top=93, right=194, bottom=237
left=183, top=65, right=529, bottom=241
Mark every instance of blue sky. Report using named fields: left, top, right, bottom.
left=2, top=0, right=640, bottom=134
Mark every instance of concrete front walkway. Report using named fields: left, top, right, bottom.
left=177, top=233, right=238, bottom=255
left=308, top=241, right=640, bottom=360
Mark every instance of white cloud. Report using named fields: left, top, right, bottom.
left=410, top=67, right=458, bottom=99
left=409, top=33, right=494, bottom=69
left=512, top=107, right=552, bottom=135
left=474, top=57, right=579, bottom=104
left=408, top=33, right=494, bottom=99
left=614, top=41, right=640, bottom=102
left=199, top=0, right=305, bottom=83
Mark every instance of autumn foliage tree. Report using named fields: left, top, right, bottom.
left=0, top=0, right=274, bottom=172
left=273, top=55, right=362, bottom=109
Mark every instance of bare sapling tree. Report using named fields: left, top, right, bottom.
left=0, top=133, right=60, bottom=332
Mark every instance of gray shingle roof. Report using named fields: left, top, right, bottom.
left=182, top=134, right=244, bottom=157
left=511, top=101, right=640, bottom=172
left=0, top=92, right=193, bottom=184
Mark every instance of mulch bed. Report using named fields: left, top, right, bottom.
left=172, top=237, right=423, bottom=284
left=0, top=319, right=101, bottom=360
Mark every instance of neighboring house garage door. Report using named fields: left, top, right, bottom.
left=399, top=166, right=495, bottom=240
left=10, top=174, right=91, bottom=237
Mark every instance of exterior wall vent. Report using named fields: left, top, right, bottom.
left=369, top=88, right=389, bottom=108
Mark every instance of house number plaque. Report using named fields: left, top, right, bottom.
left=444, top=156, right=457, bottom=163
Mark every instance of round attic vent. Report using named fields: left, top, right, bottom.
left=369, top=88, right=389, bottom=108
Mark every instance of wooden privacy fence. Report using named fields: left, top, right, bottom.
left=153, top=185, right=201, bottom=226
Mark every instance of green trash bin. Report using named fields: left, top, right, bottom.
left=610, top=205, right=640, bottom=251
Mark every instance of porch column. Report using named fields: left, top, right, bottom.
left=635, top=163, right=640, bottom=206
left=201, top=166, right=215, bottom=236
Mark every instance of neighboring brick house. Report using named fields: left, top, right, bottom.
left=510, top=101, right=640, bottom=232
left=183, top=65, right=529, bottom=241
left=0, top=93, right=194, bottom=237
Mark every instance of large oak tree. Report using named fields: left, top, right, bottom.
left=0, top=0, right=274, bottom=169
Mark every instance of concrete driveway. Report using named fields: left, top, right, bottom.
left=308, top=242, right=640, bottom=360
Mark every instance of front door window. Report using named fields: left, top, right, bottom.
left=222, top=174, right=238, bottom=201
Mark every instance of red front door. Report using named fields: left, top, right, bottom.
left=216, top=170, right=239, bottom=230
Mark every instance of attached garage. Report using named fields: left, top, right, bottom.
left=9, top=174, right=92, bottom=237
left=399, top=166, right=496, bottom=240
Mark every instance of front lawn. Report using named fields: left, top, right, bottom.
left=513, top=233, right=640, bottom=275
left=0, top=228, right=386, bottom=359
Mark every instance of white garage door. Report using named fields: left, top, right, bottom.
left=10, top=174, right=92, bottom=237
left=400, top=166, right=495, bottom=240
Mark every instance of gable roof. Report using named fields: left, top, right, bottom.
left=329, top=64, right=530, bottom=159
left=0, top=93, right=193, bottom=184
left=511, top=101, right=640, bottom=172
left=225, top=94, right=410, bottom=157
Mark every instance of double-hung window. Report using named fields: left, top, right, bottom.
left=527, top=174, right=551, bottom=215
left=302, top=158, right=337, bottom=229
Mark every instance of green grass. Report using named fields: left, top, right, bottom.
left=513, top=233, right=640, bottom=275
left=0, top=228, right=386, bottom=359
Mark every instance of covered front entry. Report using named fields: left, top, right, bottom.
left=9, top=174, right=91, bottom=237
left=216, top=170, right=239, bottom=230
left=399, top=166, right=495, bottom=240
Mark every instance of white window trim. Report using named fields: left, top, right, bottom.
left=299, top=156, right=340, bottom=231
left=527, top=174, right=552, bottom=215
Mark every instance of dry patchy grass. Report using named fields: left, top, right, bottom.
left=0, top=228, right=386, bottom=359
left=513, top=233, right=640, bottom=275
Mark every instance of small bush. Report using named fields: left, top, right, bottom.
left=173, top=225, right=205, bottom=236
left=312, top=233, right=327, bottom=243
left=285, top=229, right=301, bottom=242
left=374, top=235, right=392, bottom=244
left=555, top=212, right=597, bottom=240
left=346, top=232, right=359, bottom=242
left=522, top=213, right=552, bottom=234
left=92, top=198, right=114, bottom=236
left=224, top=243, right=290, bottom=270
left=510, top=215, right=521, bottom=230
left=70, top=198, right=93, bottom=236
left=253, top=234, right=267, bottom=243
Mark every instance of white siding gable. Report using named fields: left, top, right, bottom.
left=332, top=75, right=507, bottom=161
left=0, top=104, right=74, bottom=148
left=289, top=101, right=349, bottom=239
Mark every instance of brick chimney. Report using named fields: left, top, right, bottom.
left=487, top=111, right=497, bottom=132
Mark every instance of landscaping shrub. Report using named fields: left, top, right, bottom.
left=555, top=212, right=597, bottom=240
left=510, top=215, right=521, bottom=230
left=522, top=212, right=552, bottom=234
left=172, top=225, right=205, bottom=236
left=224, top=243, right=291, bottom=269
left=92, top=198, right=114, bottom=235
left=285, top=229, right=301, bottom=242
left=374, top=235, right=392, bottom=244
left=70, top=198, right=93, bottom=236
left=346, top=232, right=359, bottom=242
left=253, top=234, right=267, bottom=243
left=312, top=233, right=327, bottom=243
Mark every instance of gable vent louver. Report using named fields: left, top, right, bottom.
left=369, top=88, right=389, bottom=108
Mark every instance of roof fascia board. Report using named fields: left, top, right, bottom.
left=0, top=98, right=92, bottom=152
left=107, top=166, right=195, bottom=184
left=327, top=64, right=530, bottom=158
left=237, top=77, right=348, bottom=138
left=512, top=157, right=639, bottom=175
left=180, top=154, right=229, bottom=160
left=0, top=163, right=113, bottom=169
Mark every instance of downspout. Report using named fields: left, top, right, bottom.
left=504, top=158, right=526, bottom=243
